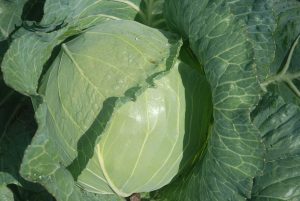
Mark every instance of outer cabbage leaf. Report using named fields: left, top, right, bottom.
left=39, top=0, right=142, bottom=28
left=2, top=30, right=68, bottom=95
left=268, top=39, right=300, bottom=107
left=222, top=0, right=276, bottom=82
left=270, top=0, right=300, bottom=74
left=0, top=0, right=27, bottom=41
left=20, top=20, right=181, bottom=201
left=135, top=0, right=166, bottom=29
left=261, top=1, right=300, bottom=106
left=0, top=185, right=14, bottom=201
left=76, top=62, right=212, bottom=196
left=250, top=94, right=300, bottom=201
left=79, top=189, right=125, bottom=201
left=154, top=0, right=267, bottom=200
left=1, top=0, right=143, bottom=96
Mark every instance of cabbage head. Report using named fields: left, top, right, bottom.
left=2, top=0, right=300, bottom=200
left=29, top=20, right=212, bottom=197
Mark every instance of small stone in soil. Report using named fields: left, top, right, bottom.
left=130, top=193, right=141, bottom=201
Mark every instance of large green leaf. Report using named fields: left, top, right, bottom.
left=270, top=0, right=300, bottom=74
left=79, top=189, right=124, bottom=201
left=0, top=185, right=14, bottom=201
left=250, top=94, right=300, bottom=201
left=264, top=36, right=300, bottom=106
left=259, top=0, right=300, bottom=105
left=228, top=0, right=277, bottom=81
left=154, top=0, right=268, bottom=200
left=2, top=30, right=66, bottom=95
left=1, top=0, right=143, bottom=96
left=20, top=20, right=181, bottom=201
left=0, top=0, right=28, bottom=41
left=135, top=0, right=167, bottom=29
left=39, top=0, right=142, bottom=28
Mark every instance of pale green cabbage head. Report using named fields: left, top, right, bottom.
left=39, top=21, right=212, bottom=197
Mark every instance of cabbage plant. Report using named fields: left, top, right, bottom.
left=0, top=0, right=300, bottom=201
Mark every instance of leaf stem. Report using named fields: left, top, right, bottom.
left=287, top=80, right=300, bottom=97
left=145, top=0, right=154, bottom=26
left=279, top=34, right=300, bottom=76
left=287, top=72, right=300, bottom=80
left=260, top=34, right=300, bottom=96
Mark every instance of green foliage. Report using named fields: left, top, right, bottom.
left=0, top=0, right=28, bottom=41
left=0, top=0, right=300, bottom=201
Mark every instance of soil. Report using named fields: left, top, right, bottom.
left=129, top=193, right=141, bottom=201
